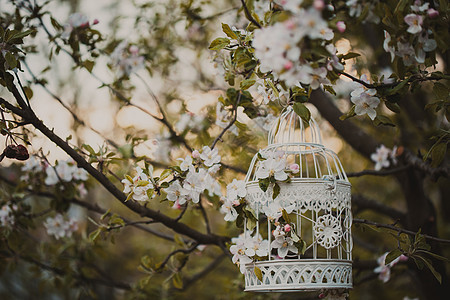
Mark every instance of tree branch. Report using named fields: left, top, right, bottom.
left=181, top=253, right=226, bottom=291
left=353, top=194, right=406, bottom=223
left=347, top=166, right=410, bottom=177
left=353, top=218, right=450, bottom=244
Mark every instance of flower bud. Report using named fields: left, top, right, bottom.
left=289, top=163, right=300, bottom=173
left=192, top=149, right=200, bottom=158
left=313, top=0, right=325, bottom=10
left=336, top=21, right=346, bottom=33
left=284, top=224, right=291, bottom=232
left=427, top=8, right=439, bottom=18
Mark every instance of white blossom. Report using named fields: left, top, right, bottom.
left=371, top=145, right=397, bottom=171
left=164, top=181, right=189, bottom=205
left=61, top=13, right=90, bottom=39
left=0, top=204, right=17, bottom=228
left=244, top=236, right=269, bottom=257
left=121, top=166, right=153, bottom=201
left=383, top=31, right=396, bottom=62
left=220, top=198, right=238, bottom=222
left=110, top=41, right=145, bottom=77
left=396, top=42, right=417, bottom=66
left=411, top=0, right=429, bottom=12
left=300, top=8, right=334, bottom=41
left=255, top=157, right=288, bottom=181
left=350, top=75, right=380, bottom=120
left=270, top=236, right=298, bottom=258
left=44, top=214, right=78, bottom=239
left=183, top=166, right=205, bottom=203
left=230, top=237, right=253, bottom=274
left=373, top=252, right=408, bottom=283
left=21, top=156, right=43, bottom=172
left=178, top=155, right=193, bottom=172
left=200, top=146, right=221, bottom=167
left=226, top=179, right=247, bottom=201
left=404, top=14, right=423, bottom=35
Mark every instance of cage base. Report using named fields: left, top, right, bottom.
left=244, top=259, right=352, bottom=292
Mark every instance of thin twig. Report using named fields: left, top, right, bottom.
left=211, top=92, right=242, bottom=149
left=155, top=243, right=199, bottom=272
left=353, top=218, right=450, bottom=244
left=181, top=253, right=226, bottom=291
left=347, top=165, right=410, bottom=177
left=240, top=0, right=262, bottom=28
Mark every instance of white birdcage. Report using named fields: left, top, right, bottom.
left=243, top=106, right=352, bottom=293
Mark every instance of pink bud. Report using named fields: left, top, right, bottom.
left=192, top=150, right=200, bottom=158
left=129, top=45, right=139, bottom=55
left=313, top=0, right=325, bottom=10
left=284, top=19, right=296, bottom=30
left=93, top=19, right=99, bottom=25
left=398, top=254, right=408, bottom=262
left=427, top=8, right=439, bottom=18
left=318, top=293, right=326, bottom=299
left=172, top=200, right=181, bottom=210
left=284, top=224, right=291, bottom=232
left=283, top=61, right=293, bottom=70
left=337, top=21, right=346, bottom=33
left=289, top=163, right=300, bottom=173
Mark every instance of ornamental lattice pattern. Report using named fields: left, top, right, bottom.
left=244, top=260, right=352, bottom=292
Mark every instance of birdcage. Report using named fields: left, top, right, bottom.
left=242, top=106, right=352, bottom=292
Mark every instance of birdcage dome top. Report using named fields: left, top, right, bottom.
left=245, top=105, right=349, bottom=183
left=268, top=105, right=322, bottom=146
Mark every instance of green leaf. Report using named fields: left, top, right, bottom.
left=254, top=266, right=263, bottom=281
left=433, top=82, right=449, bottom=100
left=82, top=60, right=95, bottom=72
left=174, top=234, right=185, bottom=247
left=272, top=183, right=280, bottom=200
left=159, top=169, right=171, bottom=181
left=416, top=250, right=450, bottom=262
left=208, top=37, right=230, bottom=50
left=415, top=256, right=442, bottom=283
left=323, top=85, right=336, bottom=96
left=89, top=229, right=102, bottom=242
left=146, top=188, right=154, bottom=199
left=431, top=143, right=447, bottom=167
left=4, top=52, right=17, bottom=69
left=125, top=192, right=134, bottom=202
left=259, top=178, right=270, bottom=192
left=222, top=23, right=237, bottom=39
left=82, top=144, right=97, bottom=156
left=293, top=102, right=311, bottom=123
left=281, top=209, right=291, bottom=223
left=23, top=86, right=33, bottom=100
left=101, top=209, right=111, bottom=220
left=125, top=175, right=134, bottom=183
left=340, top=105, right=356, bottom=120
left=172, top=273, right=183, bottom=289
left=385, top=248, right=403, bottom=265
left=374, top=115, right=395, bottom=127
left=240, top=79, right=256, bottom=90
left=9, top=29, right=35, bottom=41
left=385, top=101, right=401, bottom=113
left=387, top=78, right=409, bottom=95
left=246, top=217, right=257, bottom=231
left=342, top=52, right=361, bottom=60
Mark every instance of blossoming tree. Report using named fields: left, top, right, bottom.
left=0, top=0, right=449, bottom=299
